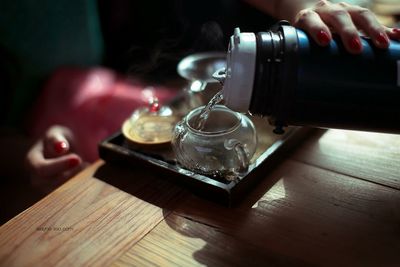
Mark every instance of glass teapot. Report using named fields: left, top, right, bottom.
left=172, top=105, right=257, bottom=180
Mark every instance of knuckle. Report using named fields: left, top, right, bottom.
left=338, top=2, right=350, bottom=8
left=50, top=124, right=64, bottom=130
left=331, top=8, right=350, bottom=18
left=316, top=0, right=329, bottom=7
left=47, top=125, right=66, bottom=136
left=296, top=9, right=315, bottom=22
left=356, top=7, right=371, bottom=17
left=45, top=129, right=56, bottom=139
left=47, top=125, right=56, bottom=134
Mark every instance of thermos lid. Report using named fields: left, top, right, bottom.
left=222, top=28, right=256, bottom=113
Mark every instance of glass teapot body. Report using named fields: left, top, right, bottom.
left=172, top=105, right=257, bottom=179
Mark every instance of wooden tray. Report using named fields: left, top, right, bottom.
left=98, top=117, right=312, bottom=206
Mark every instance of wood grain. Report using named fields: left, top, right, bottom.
left=1, top=129, right=400, bottom=267
left=113, top=213, right=311, bottom=267
left=0, top=161, right=184, bottom=267
left=168, top=160, right=400, bottom=266
left=291, top=129, right=400, bottom=189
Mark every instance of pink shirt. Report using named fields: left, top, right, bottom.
left=29, top=67, right=178, bottom=162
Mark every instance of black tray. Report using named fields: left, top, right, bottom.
left=98, top=119, right=311, bottom=206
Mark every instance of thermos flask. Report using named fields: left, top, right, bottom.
left=216, top=21, right=400, bottom=134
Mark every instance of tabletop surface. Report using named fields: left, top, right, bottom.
left=0, top=128, right=400, bottom=267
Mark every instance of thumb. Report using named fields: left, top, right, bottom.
left=44, top=126, right=74, bottom=158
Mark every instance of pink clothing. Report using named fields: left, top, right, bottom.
left=29, top=67, right=179, bottom=162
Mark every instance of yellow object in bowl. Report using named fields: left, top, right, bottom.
left=122, top=107, right=179, bottom=147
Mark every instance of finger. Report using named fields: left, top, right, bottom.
left=344, top=4, right=390, bottom=49
left=317, top=4, right=363, bottom=54
left=387, top=27, right=400, bottom=40
left=29, top=153, right=85, bottom=194
left=30, top=152, right=82, bottom=179
left=27, top=140, right=60, bottom=190
left=294, top=9, right=332, bottom=46
left=44, top=126, right=74, bottom=158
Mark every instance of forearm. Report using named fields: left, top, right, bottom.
left=244, top=0, right=319, bottom=22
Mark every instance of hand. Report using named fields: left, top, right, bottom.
left=25, top=125, right=86, bottom=193
left=291, top=0, right=400, bottom=53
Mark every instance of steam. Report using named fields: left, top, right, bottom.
left=128, top=21, right=225, bottom=82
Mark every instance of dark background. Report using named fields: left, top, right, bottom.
left=98, top=0, right=275, bottom=81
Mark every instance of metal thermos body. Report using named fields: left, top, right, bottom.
left=221, top=22, right=400, bottom=134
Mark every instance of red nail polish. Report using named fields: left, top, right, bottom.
left=54, top=141, right=68, bottom=154
left=68, top=158, right=80, bottom=168
left=317, top=30, right=330, bottom=45
left=376, top=32, right=389, bottom=46
left=392, top=28, right=400, bottom=34
left=349, top=37, right=362, bottom=52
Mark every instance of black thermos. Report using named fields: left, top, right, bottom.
left=218, top=21, right=400, bottom=134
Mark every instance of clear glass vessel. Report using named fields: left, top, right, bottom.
left=172, top=105, right=257, bottom=180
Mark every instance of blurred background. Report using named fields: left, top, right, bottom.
left=0, top=0, right=399, bottom=224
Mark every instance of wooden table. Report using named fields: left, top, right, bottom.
left=0, top=129, right=400, bottom=266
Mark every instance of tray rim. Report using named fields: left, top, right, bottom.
left=98, top=126, right=312, bottom=206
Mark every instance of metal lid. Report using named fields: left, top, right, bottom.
left=222, top=28, right=257, bottom=113
left=122, top=101, right=179, bottom=147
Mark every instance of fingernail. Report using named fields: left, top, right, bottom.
left=392, top=28, right=400, bottom=34
left=376, top=32, right=389, bottom=46
left=349, top=37, right=362, bottom=52
left=68, top=158, right=80, bottom=168
left=317, top=30, right=330, bottom=45
left=54, top=141, right=68, bottom=154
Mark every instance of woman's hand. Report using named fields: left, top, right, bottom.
left=246, top=0, right=400, bottom=53
left=290, top=0, right=400, bottom=53
left=25, top=125, right=86, bottom=193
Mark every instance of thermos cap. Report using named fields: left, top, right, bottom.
left=223, top=28, right=256, bottom=113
